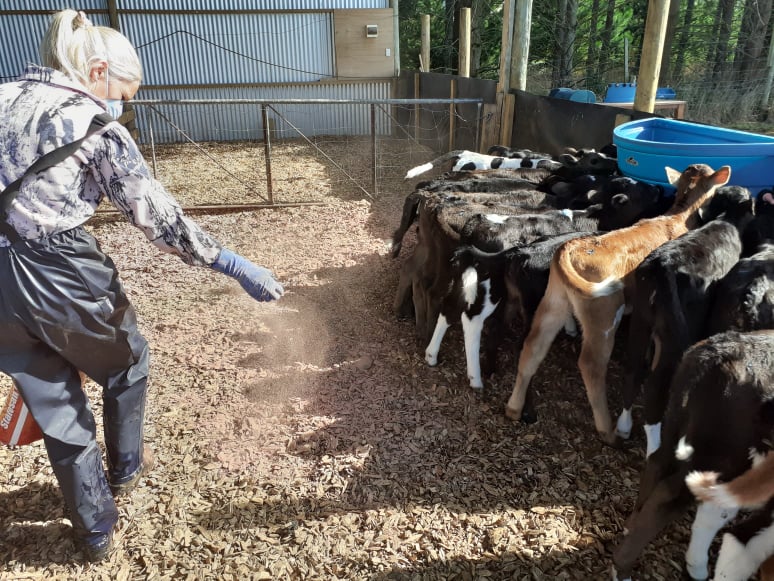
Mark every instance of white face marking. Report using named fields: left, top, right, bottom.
left=484, top=214, right=509, bottom=224
left=676, top=435, right=694, bottom=461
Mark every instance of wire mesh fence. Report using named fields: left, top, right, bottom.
left=130, top=98, right=483, bottom=207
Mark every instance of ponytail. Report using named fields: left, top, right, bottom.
left=39, top=9, right=142, bottom=87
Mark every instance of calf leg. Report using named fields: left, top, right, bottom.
left=613, top=471, right=691, bottom=580
left=642, top=346, right=681, bottom=457
left=576, top=296, right=625, bottom=445
left=505, top=276, right=571, bottom=421
left=685, top=502, right=739, bottom=580
left=712, top=507, right=774, bottom=581
left=617, top=310, right=653, bottom=440
left=425, top=314, right=451, bottom=367
left=461, top=284, right=500, bottom=390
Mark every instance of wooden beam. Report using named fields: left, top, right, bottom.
left=458, top=7, right=471, bottom=78
left=497, top=0, right=515, bottom=94
left=634, top=0, right=671, bottom=113
left=509, top=0, right=532, bottom=91
left=106, top=0, right=120, bottom=31
left=420, top=14, right=431, bottom=72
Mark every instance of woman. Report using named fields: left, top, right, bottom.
left=0, top=9, right=283, bottom=561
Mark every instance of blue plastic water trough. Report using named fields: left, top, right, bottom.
left=613, top=117, right=774, bottom=196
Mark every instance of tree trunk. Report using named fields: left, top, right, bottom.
left=733, top=0, right=773, bottom=83
left=709, top=0, right=736, bottom=81
left=596, top=0, right=617, bottom=84
left=673, top=0, right=694, bottom=80
left=586, top=0, right=601, bottom=89
left=659, top=0, right=681, bottom=85
left=444, top=0, right=459, bottom=73
left=553, top=0, right=577, bottom=86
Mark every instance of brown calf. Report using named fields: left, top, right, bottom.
left=504, top=164, right=731, bottom=444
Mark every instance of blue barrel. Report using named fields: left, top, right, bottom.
left=549, top=87, right=597, bottom=103
left=604, top=83, right=676, bottom=102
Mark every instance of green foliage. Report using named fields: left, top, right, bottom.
left=398, top=0, right=774, bottom=124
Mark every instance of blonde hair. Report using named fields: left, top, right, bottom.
left=39, top=9, right=142, bottom=86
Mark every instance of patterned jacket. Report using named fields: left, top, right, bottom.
left=0, top=65, right=221, bottom=266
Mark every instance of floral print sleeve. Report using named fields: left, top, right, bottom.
left=85, top=126, right=222, bottom=267
left=0, top=65, right=222, bottom=266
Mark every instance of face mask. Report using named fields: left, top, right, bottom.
left=104, top=68, right=123, bottom=119
left=105, top=99, right=123, bottom=119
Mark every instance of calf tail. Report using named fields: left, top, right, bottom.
left=658, top=271, right=691, bottom=351
left=554, top=244, right=623, bottom=297
left=391, top=191, right=424, bottom=258
left=405, top=150, right=466, bottom=179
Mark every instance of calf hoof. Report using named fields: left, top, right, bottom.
left=425, top=353, right=438, bottom=366
left=610, top=564, right=632, bottom=581
left=600, top=431, right=625, bottom=450
left=520, top=407, right=538, bottom=424
left=504, top=405, right=522, bottom=421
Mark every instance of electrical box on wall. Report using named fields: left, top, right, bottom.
left=334, top=9, right=395, bottom=78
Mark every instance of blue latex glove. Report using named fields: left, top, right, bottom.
left=211, top=248, right=284, bottom=302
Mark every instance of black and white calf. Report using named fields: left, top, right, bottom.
left=405, top=149, right=560, bottom=179
left=616, top=186, right=754, bottom=456
left=612, top=330, right=774, bottom=581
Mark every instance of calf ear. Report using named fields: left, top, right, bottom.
left=712, top=165, right=732, bottom=185
left=665, top=166, right=682, bottom=185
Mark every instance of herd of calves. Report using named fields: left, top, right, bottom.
left=390, top=146, right=774, bottom=581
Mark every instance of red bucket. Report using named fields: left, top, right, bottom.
left=0, top=383, right=43, bottom=447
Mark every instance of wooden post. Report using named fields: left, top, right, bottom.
left=509, top=0, right=532, bottom=91
left=420, top=15, right=431, bottom=72
left=106, top=0, right=120, bottom=31
left=633, top=0, right=671, bottom=113
left=497, top=0, right=516, bottom=147
left=261, top=105, right=274, bottom=204
left=497, top=0, right=515, bottom=95
left=458, top=7, right=471, bottom=78
left=449, top=78, right=457, bottom=151
left=371, top=104, right=377, bottom=196
left=414, top=72, right=421, bottom=141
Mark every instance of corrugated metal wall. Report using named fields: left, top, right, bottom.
left=0, top=1, right=393, bottom=142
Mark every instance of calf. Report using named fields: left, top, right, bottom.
left=707, top=242, right=774, bottom=335
left=617, top=186, right=754, bottom=456
left=391, top=190, right=558, bottom=259
left=405, top=149, right=559, bottom=178
left=688, top=453, right=774, bottom=581
left=415, top=171, right=551, bottom=194
left=505, top=164, right=731, bottom=444
left=393, top=192, right=554, bottom=341
left=742, top=189, right=774, bottom=256
left=612, top=330, right=774, bottom=581
left=423, top=211, right=599, bottom=390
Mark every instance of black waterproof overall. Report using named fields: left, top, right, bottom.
left=0, top=115, right=149, bottom=545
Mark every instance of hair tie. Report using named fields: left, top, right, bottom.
left=75, top=10, right=93, bottom=28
